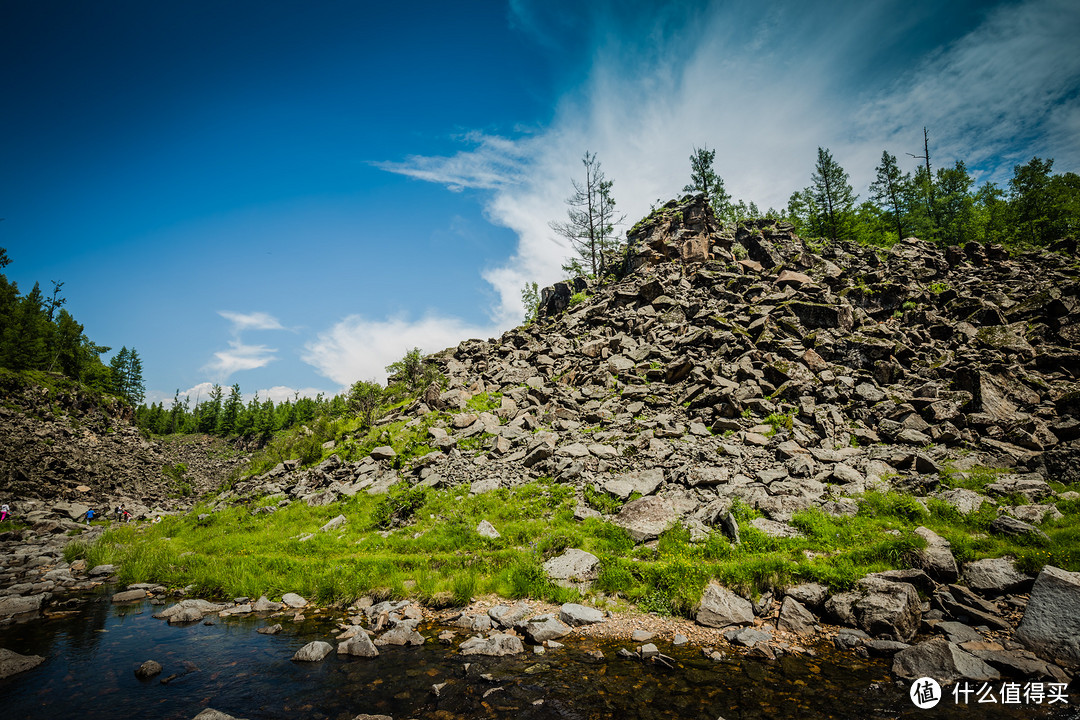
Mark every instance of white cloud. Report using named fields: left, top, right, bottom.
left=252, top=385, right=326, bottom=403
left=218, top=310, right=286, bottom=332
left=202, top=340, right=277, bottom=378
left=302, top=314, right=499, bottom=386
left=379, top=0, right=1080, bottom=330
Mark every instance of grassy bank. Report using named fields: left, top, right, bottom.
left=64, top=473, right=1080, bottom=617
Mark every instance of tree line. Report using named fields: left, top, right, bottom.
left=0, top=247, right=144, bottom=404
left=135, top=347, right=441, bottom=441
left=543, top=133, right=1079, bottom=296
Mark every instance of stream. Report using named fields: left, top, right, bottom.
left=1, top=588, right=1077, bottom=719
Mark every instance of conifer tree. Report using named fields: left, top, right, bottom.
left=550, top=152, right=625, bottom=278
left=683, top=145, right=732, bottom=220
left=870, top=151, right=909, bottom=242
left=810, top=147, right=857, bottom=242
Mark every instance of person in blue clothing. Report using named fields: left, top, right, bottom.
left=85, top=508, right=95, bottom=525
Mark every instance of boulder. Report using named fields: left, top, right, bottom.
left=1014, top=565, right=1080, bottom=668
left=135, top=660, right=163, bottom=679
left=776, top=597, right=816, bottom=636
left=111, top=589, right=148, bottom=603
left=0, top=593, right=46, bottom=617
left=0, top=647, right=44, bottom=679
left=892, top=637, right=1000, bottom=685
left=369, top=446, right=396, bottom=461
left=963, top=557, right=1032, bottom=594
left=291, top=643, right=332, bottom=664
left=337, top=631, right=379, bottom=658
left=281, top=593, right=307, bottom=608
left=914, top=526, right=959, bottom=583
left=516, top=614, right=572, bottom=643
left=558, top=603, right=605, bottom=627
left=695, top=583, right=754, bottom=628
left=543, top=549, right=600, bottom=586
left=827, top=576, right=921, bottom=642
left=375, top=625, right=424, bottom=646
left=253, top=595, right=284, bottom=612
left=488, top=602, right=531, bottom=629
left=193, top=710, right=247, bottom=720
left=603, top=468, right=664, bottom=499
left=613, top=496, right=679, bottom=542
left=459, top=633, right=525, bottom=656
left=476, top=519, right=501, bottom=539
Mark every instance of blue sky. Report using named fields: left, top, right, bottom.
left=2, top=0, right=1078, bottom=406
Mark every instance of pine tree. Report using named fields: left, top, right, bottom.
left=870, top=151, right=909, bottom=242
left=218, top=383, right=242, bottom=436
left=683, top=145, right=732, bottom=219
left=810, top=148, right=857, bottom=243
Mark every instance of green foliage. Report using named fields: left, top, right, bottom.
left=385, top=347, right=442, bottom=394
left=370, top=483, right=429, bottom=529
left=520, top=281, right=540, bottom=324
left=684, top=145, right=733, bottom=220
left=583, top=485, right=626, bottom=514
left=762, top=412, right=793, bottom=437
left=569, top=291, right=587, bottom=306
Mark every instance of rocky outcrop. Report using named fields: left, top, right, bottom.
left=695, top=583, right=754, bottom=628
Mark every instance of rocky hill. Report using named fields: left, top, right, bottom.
left=235, top=194, right=1079, bottom=529
left=0, top=371, right=246, bottom=520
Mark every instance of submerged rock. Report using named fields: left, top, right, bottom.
left=0, top=648, right=44, bottom=679
left=459, top=632, right=524, bottom=656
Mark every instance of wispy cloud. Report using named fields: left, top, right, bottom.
left=302, top=314, right=499, bottom=386
left=202, top=310, right=286, bottom=380
left=202, top=340, right=277, bottom=377
left=380, top=0, right=1080, bottom=330
left=218, top=310, right=286, bottom=332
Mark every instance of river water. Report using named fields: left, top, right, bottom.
left=1, top=590, right=1076, bottom=720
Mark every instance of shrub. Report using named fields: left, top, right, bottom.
left=371, top=484, right=428, bottom=529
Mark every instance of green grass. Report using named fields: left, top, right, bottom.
left=72, top=480, right=1080, bottom=618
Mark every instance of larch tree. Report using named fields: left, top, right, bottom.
left=550, top=152, right=625, bottom=278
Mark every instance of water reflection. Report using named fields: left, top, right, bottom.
left=0, top=595, right=1076, bottom=719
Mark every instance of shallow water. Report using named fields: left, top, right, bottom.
left=1, top=590, right=1077, bottom=720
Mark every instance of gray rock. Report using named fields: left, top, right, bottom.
left=370, top=445, right=396, bottom=461
left=337, top=631, right=379, bottom=658
left=88, top=564, right=117, bottom=577
left=937, top=488, right=987, bottom=515
left=253, top=595, right=283, bottom=612
left=936, top=621, right=982, bottom=644
left=375, top=625, right=425, bottom=646
left=476, top=519, right=501, bottom=539
left=604, top=468, right=664, bottom=499
left=488, top=602, right=531, bottom=629
left=989, top=515, right=1050, bottom=542
left=696, top=583, right=754, bottom=628
left=257, top=624, right=282, bottom=635
left=135, top=660, right=163, bottom=679
left=516, top=613, right=572, bottom=643
left=725, top=627, right=772, bottom=647
left=291, top=643, right=332, bottom=664
left=558, top=603, right=605, bottom=627
left=459, top=633, right=525, bottom=656
left=281, top=592, right=307, bottom=608
left=892, top=637, right=1000, bottom=685
left=914, top=526, right=959, bottom=583
left=613, top=496, right=679, bottom=542
left=631, top=629, right=654, bottom=642
left=777, top=596, right=816, bottom=636
left=963, top=557, right=1032, bottom=594
left=320, top=515, right=346, bottom=532
left=543, top=549, right=600, bottom=586
left=639, top=642, right=659, bottom=659
left=827, top=576, right=921, bottom=642
left=0, top=593, right=46, bottom=616
left=0, top=647, right=44, bottom=679
left=786, top=582, right=829, bottom=609
left=111, top=589, right=148, bottom=603
left=193, top=710, right=247, bottom=720
left=1015, top=565, right=1080, bottom=668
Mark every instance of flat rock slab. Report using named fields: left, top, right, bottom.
left=892, top=637, right=1000, bottom=685
left=193, top=710, right=249, bottom=720
left=0, top=593, right=46, bottom=616
left=1015, top=565, right=1080, bottom=669
left=558, top=603, right=605, bottom=627
left=459, top=633, right=525, bottom=657
left=0, top=647, right=44, bottom=679
left=604, top=468, right=664, bottom=499
left=111, top=589, right=148, bottom=603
